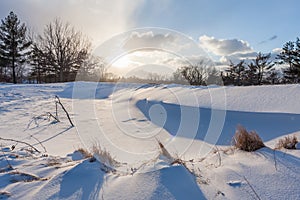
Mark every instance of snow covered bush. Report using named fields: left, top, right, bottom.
left=232, top=126, right=265, bottom=152
left=276, top=135, right=298, bottom=149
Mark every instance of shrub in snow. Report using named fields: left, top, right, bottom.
left=276, top=135, right=298, bottom=150
left=232, top=126, right=265, bottom=152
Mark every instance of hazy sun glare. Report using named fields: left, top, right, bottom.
left=112, top=55, right=132, bottom=68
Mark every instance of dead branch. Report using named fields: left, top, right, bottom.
left=273, top=149, right=278, bottom=171
left=29, top=134, right=47, bottom=153
left=0, top=148, right=14, bottom=171
left=243, top=176, right=261, bottom=200
left=55, top=95, right=74, bottom=127
left=46, top=112, right=60, bottom=122
left=0, top=137, right=40, bottom=153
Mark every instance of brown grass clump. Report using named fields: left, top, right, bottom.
left=92, top=144, right=120, bottom=172
left=46, top=157, right=62, bottom=167
left=232, top=125, right=265, bottom=152
left=76, top=148, right=92, bottom=158
left=9, top=171, right=48, bottom=182
left=276, top=135, right=298, bottom=150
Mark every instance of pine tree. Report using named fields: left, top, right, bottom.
left=276, top=38, right=300, bottom=83
left=0, top=11, right=31, bottom=83
left=224, top=60, right=246, bottom=86
left=247, top=52, right=274, bottom=85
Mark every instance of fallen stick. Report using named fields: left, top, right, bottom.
left=0, top=137, right=40, bottom=153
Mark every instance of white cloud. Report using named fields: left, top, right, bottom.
left=199, top=35, right=253, bottom=56
left=220, top=52, right=258, bottom=64
left=123, top=31, right=177, bottom=51
left=220, top=48, right=281, bottom=64
left=272, top=48, right=282, bottom=54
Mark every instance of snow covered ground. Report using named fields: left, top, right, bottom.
left=0, top=82, right=299, bottom=199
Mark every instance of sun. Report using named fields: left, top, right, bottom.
left=112, top=55, right=132, bottom=68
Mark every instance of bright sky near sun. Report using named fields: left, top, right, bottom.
left=0, top=0, right=299, bottom=75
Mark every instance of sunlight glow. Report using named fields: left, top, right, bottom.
left=112, top=55, right=132, bottom=68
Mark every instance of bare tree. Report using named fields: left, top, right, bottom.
left=172, top=68, right=188, bottom=84
left=31, top=19, right=91, bottom=82
left=179, top=60, right=216, bottom=85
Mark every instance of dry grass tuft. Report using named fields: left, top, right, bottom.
left=46, top=157, right=62, bottom=167
left=9, top=171, right=48, bottom=183
left=76, top=148, right=92, bottom=158
left=157, top=140, right=174, bottom=162
left=92, top=144, right=120, bottom=172
left=232, top=125, right=265, bottom=152
left=276, top=135, right=298, bottom=149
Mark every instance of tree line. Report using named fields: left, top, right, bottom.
left=0, top=11, right=107, bottom=84
left=173, top=40, right=300, bottom=86
left=0, top=11, right=300, bottom=86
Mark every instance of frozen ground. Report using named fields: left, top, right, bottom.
left=0, top=82, right=299, bottom=199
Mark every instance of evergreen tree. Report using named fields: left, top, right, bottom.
left=247, top=52, right=274, bottom=85
left=0, top=11, right=31, bottom=83
left=224, top=60, right=246, bottom=86
left=276, top=38, right=300, bottom=83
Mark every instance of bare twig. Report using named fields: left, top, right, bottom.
left=213, top=146, right=222, bottom=168
left=0, top=137, right=40, bottom=153
left=55, top=96, right=74, bottom=127
left=25, top=112, right=59, bottom=131
left=46, top=112, right=60, bottom=122
left=29, top=134, right=47, bottom=153
left=0, top=148, right=14, bottom=171
left=273, top=150, right=278, bottom=171
left=55, top=99, right=58, bottom=119
left=243, top=176, right=261, bottom=200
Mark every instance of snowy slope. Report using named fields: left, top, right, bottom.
left=0, top=82, right=300, bottom=200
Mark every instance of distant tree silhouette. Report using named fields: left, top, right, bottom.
left=172, top=68, right=188, bottom=84
left=223, top=60, right=246, bottom=86
left=223, top=53, right=276, bottom=86
left=247, top=52, right=274, bottom=85
left=179, top=60, right=219, bottom=85
left=276, top=38, right=300, bottom=83
left=265, top=69, right=282, bottom=85
left=31, top=19, right=91, bottom=82
left=0, top=11, right=31, bottom=83
left=76, top=55, right=107, bottom=82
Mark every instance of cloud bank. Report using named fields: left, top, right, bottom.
left=199, top=35, right=253, bottom=56
left=123, top=31, right=176, bottom=51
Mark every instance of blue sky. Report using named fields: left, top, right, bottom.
left=0, top=0, right=299, bottom=71
left=135, top=0, right=299, bottom=53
